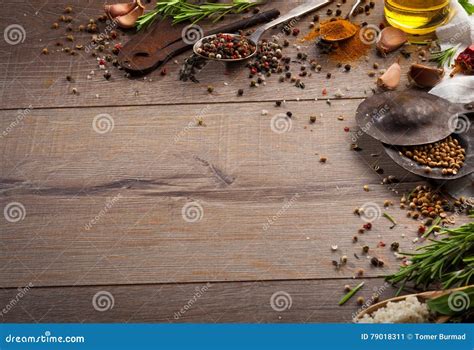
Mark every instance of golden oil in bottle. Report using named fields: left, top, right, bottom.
left=384, top=0, right=451, bottom=35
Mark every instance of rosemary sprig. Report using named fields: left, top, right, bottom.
left=338, top=282, right=364, bottom=306
left=386, top=222, right=474, bottom=295
left=430, top=44, right=460, bottom=67
left=136, top=0, right=263, bottom=30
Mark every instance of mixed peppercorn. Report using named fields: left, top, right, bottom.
left=195, top=34, right=256, bottom=60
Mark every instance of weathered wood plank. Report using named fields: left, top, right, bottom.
left=0, top=278, right=399, bottom=323
left=0, top=0, right=415, bottom=109
left=1, top=100, right=432, bottom=287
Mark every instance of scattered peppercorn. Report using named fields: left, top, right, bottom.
left=390, top=242, right=400, bottom=251
left=362, top=245, right=369, bottom=253
left=237, top=88, right=244, bottom=96
left=310, top=115, right=316, bottom=123
left=207, top=85, right=214, bottom=93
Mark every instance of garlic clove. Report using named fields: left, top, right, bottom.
left=408, top=64, right=444, bottom=88
left=115, top=2, right=145, bottom=29
left=104, top=0, right=137, bottom=19
left=377, top=62, right=401, bottom=90
left=376, top=27, right=407, bottom=55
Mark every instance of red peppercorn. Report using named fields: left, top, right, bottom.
left=363, top=223, right=372, bottom=230
left=344, top=127, right=350, bottom=132
left=418, top=225, right=426, bottom=235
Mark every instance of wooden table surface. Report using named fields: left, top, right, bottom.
left=0, top=0, right=455, bottom=323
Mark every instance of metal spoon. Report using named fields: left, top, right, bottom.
left=193, top=0, right=333, bottom=62
left=345, top=0, right=362, bottom=19
left=319, top=0, right=362, bottom=42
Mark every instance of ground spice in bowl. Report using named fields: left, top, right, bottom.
left=303, top=20, right=370, bottom=62
left=319, top=19, right=358, bottom=42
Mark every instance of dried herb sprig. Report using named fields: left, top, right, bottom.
left=386, top=222, right=474, bottom=295
left=137, top=0, right=263, bottom=30
left=430, top=44, right=460, bottom=67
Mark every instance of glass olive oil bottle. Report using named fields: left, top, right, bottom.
left=385, top=0, right=451, bottom=35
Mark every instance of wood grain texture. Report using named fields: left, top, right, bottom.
left=0, top=0, right=418, bottom=109
left=0, top=0, right=463, bottom=323
left=0, top=278, right=399, bottom=323
left=1, top=100, right=431, bottom=288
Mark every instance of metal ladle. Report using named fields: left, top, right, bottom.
left=193, top=0, right=333, bottom=62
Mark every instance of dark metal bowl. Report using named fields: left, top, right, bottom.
left=356, top=90, right=459, bottom=146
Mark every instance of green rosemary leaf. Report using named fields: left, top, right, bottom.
left=137, top=0, right=263, bottom=30
left=383, top=212, right=397, bottom=229
left=430, top=44, right=461, bottom=67
left=338, top=282, right=364, bottom=306
left=458, top=0, right=474, bottom=15
left=386, top=222, right=474, bottom=295
left=422, top=216, right=442, bottom=238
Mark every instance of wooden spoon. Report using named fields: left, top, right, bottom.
left=354, top=286, right=471, bottom=323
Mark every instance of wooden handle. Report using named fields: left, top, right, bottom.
left=120, top=9, right=280, bottom=75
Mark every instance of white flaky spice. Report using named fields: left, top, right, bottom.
left=356, top=296, right=430, bottom=323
